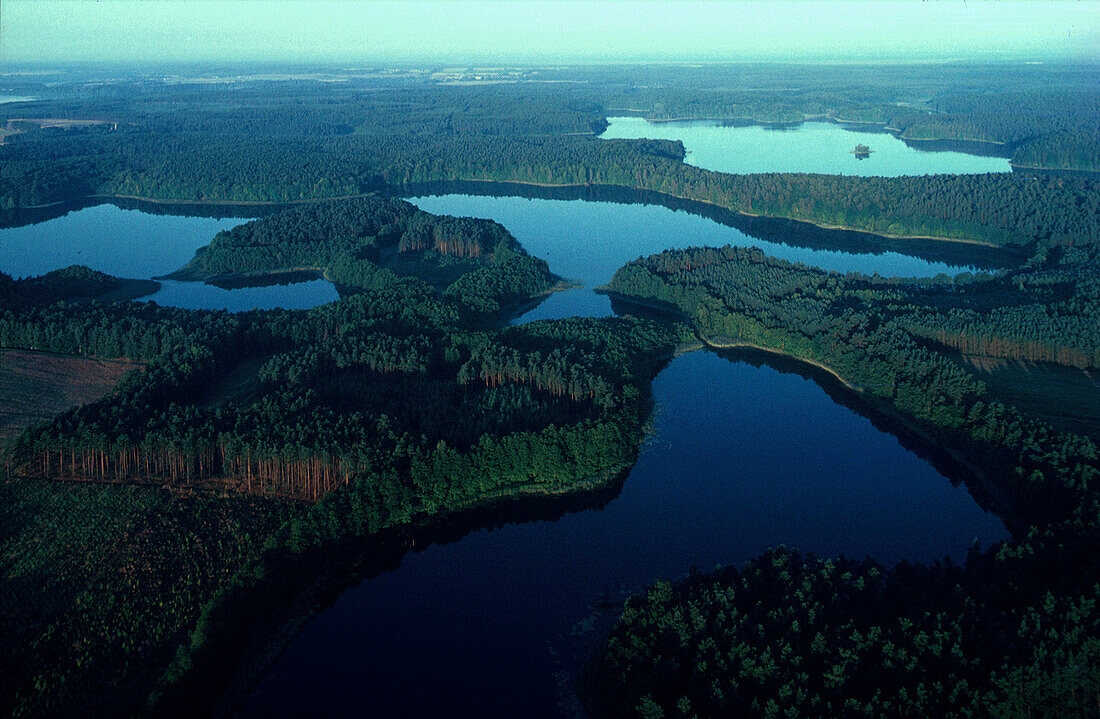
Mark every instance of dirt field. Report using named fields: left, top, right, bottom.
left=0, top=349, right=140, bottom=441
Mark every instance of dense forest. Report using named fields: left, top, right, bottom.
left=0, top=264, right=157, bottom=307
left=586, top=243, right=1100, bottom=716
left=580, top=540, right=1099, bottom=718
left=0, top=196, right=690, bottom=716
left=4, top=126, right=1096, bottom=249
left=169, top=196, right=561, bottom=319
left=607, top=244, right=1100, bottom=524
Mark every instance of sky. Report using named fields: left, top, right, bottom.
left=2, top=0, right=1097, bottom=66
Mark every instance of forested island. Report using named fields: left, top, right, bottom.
left=1, top=62, right=1097, bottom=718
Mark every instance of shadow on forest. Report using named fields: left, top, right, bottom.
left=172, top=474, right=630, bottom=719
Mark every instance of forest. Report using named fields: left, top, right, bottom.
left=587, top=241, right=1100, bottom=717
left=169, top=196, right=561, bottom=319
left=0, top=196, right=689, bottom=716
left=1, top=63, right=1097, bottom=718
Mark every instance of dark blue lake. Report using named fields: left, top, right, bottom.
left=235, top=194, right=1007, bottom=718
left=238, top=349, right=1006, bottom=718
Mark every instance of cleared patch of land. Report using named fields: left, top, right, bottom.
left=956, top=353, right=1100, bottom=441
left=0, top=118, right=118, bottom=144
left=0, top=349, right=140, bottom=441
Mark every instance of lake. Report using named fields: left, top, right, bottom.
left=237, top=348, right=1006, bottom=718
left=408, top=192, right=985, bottom=325
left=235, top=189, right=1007, bottom=715
left=0, top=203, right=339, bottom=311
left=601, top=117, right=1013, bottom=176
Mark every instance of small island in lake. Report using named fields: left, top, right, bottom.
left=851, top=143, right=873, bottom=158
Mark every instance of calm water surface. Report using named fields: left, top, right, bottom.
left=0, top=182, right=1010, bottom=717
left=0, top=204, right=338, bottom=311
left=410, top=193, right=978, bottom=324
left=601, top=117, right=1013, bottom=176
left=242, top=195, right=1007, bottom=717
left=239, top=350, right=1006, bottom=718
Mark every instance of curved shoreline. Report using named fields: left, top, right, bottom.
left=439, top=180, right=1009, bottom=249
left=695, top=335, right=1017, bottom=532
left=701, top=337, right=858, bottom=391
left=168, top=459, right=638, bottom=719
left=598, top=289, right=1015, bottom=528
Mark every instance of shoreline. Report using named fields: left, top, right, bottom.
left=9, top=184, right=1017, bottom=255
left=90, top=192, right=380, bottom=207
left=186, top=464, right=636, bottom=719
left=701, top=337, right=859, bottom=391
left=9, top=175, right=1009, bottom=253
left=696, top=335, right=1017, bottom=531
left=609, top=114, right=1015, bottom=151
left=1009, top=162, right=1100, bottom=177
left=161, top=265, right=329, bottom=283
left=600, top=288, right=1015, bottom=527
left=428, top=179, right=1012, bottom=250
left=599, top=287, right=1018, bottom=531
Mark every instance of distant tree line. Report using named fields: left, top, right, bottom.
left=2, top=82, right=1097, bottom=253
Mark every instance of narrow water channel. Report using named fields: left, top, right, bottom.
left=408, top=193, right=982, bottom=325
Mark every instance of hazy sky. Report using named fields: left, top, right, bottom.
left=3, top=0, right=1097, bottom=65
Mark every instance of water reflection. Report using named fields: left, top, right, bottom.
left=237, top=348, right=1006, bottom=718
left=0, top=202, right=340, bottom=312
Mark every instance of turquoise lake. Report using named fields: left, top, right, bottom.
left=601, top=116, right=1013, bottom=176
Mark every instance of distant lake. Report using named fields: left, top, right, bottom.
left=0, top=204, right=339, bottom=311
left=601, top=117, right=1013, bottom=176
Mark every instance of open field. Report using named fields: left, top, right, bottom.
left=0, top=349, right=140, bottom=442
